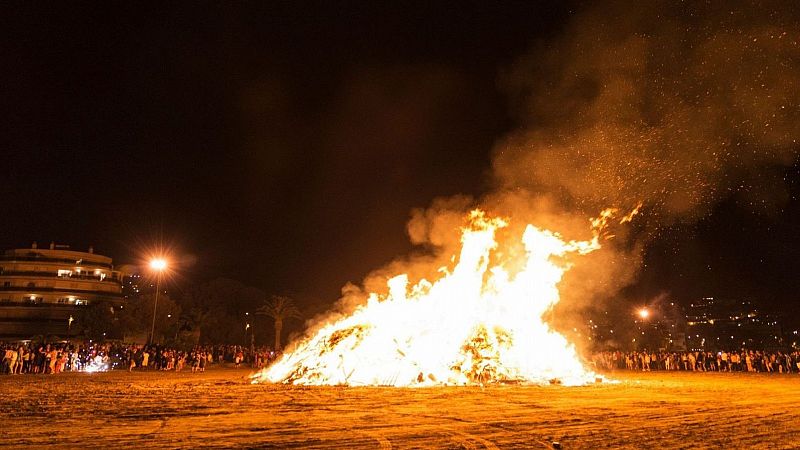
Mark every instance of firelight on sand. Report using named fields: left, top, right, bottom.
left=252, top=208, right=635, bottom=387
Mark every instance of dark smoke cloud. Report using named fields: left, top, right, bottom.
left=494, top=0, right=800, bottom=224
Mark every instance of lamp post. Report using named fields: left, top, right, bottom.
left=149, top=258, right=167, bottom=344
left=636, top=307, right=651, bottom=351
left=245, top=311, right=255, bottom=355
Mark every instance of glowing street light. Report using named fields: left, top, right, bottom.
left=245, top=312, right=255, bottom=351
left=149, top=258, right=168, bottom=344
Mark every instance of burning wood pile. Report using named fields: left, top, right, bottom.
left=252, top=208, right=635, bottom=386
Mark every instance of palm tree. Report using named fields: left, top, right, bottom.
left=178, top=306, right=214, bottom=343
left=257, top=295, right=301, bottom=350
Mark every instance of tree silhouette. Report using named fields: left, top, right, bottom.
left=118, top=293, right=180, bottom=343
left=75, top=301, right=117, bottom=341
left=180, top=278, right=265, bottom=344
left=257, top=295, right=301, bottom=350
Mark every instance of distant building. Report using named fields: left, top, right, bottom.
left=686, top=297, right=784, bottom=351
left=0, top=242, right=126, bottom=340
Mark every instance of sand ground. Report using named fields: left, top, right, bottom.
left=1, top=368, right=798, bottom=449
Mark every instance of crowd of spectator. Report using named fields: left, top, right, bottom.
left=8, top=341, right=800, bottom=377
left=592, top=350, right=800, bottom=373
left=1, top=341, right=281, bottom=375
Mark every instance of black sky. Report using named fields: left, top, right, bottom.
left=2, top=2, right=799, bottom=319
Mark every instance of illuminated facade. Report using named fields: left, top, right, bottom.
left=0, top=243, right=125, bottom=340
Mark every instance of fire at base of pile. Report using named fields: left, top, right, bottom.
left=252, top=209, right=626, bottom=387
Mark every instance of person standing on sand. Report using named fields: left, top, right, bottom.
left=47, top=348, right=57, bottom=374
left=53, top=350, right=62, bottom=374
left=32, top=347, right=41, bottom=374
left=22, top=346, right=31, bottom=373
left=15, top=346, right=24, bottom=374
left=8, top=346, right=18, bottom=374
left=192, top=352, right=201, bottom=372
left=42, top=345, right=51, bottom=373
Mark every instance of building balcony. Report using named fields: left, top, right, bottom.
left=0, top=270, right=121, bottom=283
left=0, top=254, right=113, bottom=269
left=0, top=285, right=123, bottom=297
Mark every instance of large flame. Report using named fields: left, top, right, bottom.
left=252, top=209, right=622, bottom=386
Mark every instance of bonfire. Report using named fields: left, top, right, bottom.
left=252, top=208, right=632, bottom=386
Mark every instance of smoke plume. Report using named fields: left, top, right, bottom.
left=495, top=1, right=800, bottom=223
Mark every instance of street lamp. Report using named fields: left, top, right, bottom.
left=246, top=312, right=255, bottom=354
left=149, top=258, right=168, bottom=344
left=635, top=308, right=651, bottom=351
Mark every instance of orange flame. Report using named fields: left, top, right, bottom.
left=251, top=208, right=622, bottom=386
left=619, top=201, right=643, bottom=224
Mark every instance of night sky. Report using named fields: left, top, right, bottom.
left=3, top=2, right=799, bottom=321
